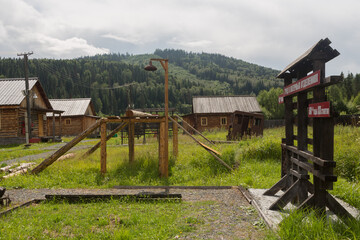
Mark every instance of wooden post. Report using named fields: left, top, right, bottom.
left=159, top=120, right=168, bottom=177
left=296, top=69, right=309, bottom=204
left=100, top=121, right=107, bottom=174
left=173, top=117, right=178, bottom=158
left=128, top=120, right=135, bottom=163
left=83, top=122, right=128, bottom=158
left=312, top=59, right=328, bottom=213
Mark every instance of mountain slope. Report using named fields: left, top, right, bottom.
left=0, top=49, right=281, bottom=115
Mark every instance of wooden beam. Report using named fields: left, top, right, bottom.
left=82, top=122, right=128, bottom=158
left=100, top=121, right=107, bottom=174
left=175, top=114, right=215, bottom=146
left=31, top=120, right=101, bottom=174
left=269, top=179, right=300, bottom=210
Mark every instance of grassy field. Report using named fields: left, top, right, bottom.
left=0, top=126, right=359, bottom=239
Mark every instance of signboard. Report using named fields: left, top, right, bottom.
left=278, top=70, right=321, bottom=104
left=278, top=94, right=284, bottom=104
left=308, top=101, right=330, bottom=118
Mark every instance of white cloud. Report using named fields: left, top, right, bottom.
left=0, top=0, right=360, bottom=74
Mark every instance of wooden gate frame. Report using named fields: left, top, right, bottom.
left=32, top=115, right=178, bottom=178
left=264, top=38, right=354, bottom=220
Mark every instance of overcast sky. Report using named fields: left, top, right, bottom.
left=1, top=0, right=359, bottom=75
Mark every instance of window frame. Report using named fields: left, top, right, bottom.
left=200, top=117, right=208, bottom=126
left=65, top=118, right=71, bottom=125
left=220, top=117, right=227, bottom=126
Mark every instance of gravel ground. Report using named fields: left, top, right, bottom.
left=3, top=187, right=269, bottom=239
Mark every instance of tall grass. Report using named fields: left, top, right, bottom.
left=278, top=209, right=360, bottom=240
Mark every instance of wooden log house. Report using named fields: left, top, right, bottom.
left=182, top=96, right=264, bottom=136
left=0, top=78, right=62, bottom=145
left=47, top=98, right=100, bottom=136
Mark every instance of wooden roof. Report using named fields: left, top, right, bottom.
left=192, top=96, right=261, bottom=114
left=48, top=98, right=97, bottom=117
left=277, top=38, right=339, bottom=78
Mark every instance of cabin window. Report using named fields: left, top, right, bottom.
left=200, top=117, right=208, bottom=126
left=65, top=118, right=71, bottom=125
left=220, top=117, right=227, bottom=126
left=255, top=118, right=261, bottom=126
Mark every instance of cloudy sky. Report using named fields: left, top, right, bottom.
left=1, top=0, right=359, bottom=75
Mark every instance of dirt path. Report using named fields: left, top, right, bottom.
left=4, top=187, right=269, bottom=239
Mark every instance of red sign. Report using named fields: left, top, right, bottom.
left=278, top=70, right=321, bottom=104
left=308, top=101, right=330, bottom=118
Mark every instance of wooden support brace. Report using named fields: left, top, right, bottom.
left=326, top=192, right=355, bottom=221
left=269, top=179, right=300, bottom=210
left=263, top=174, right=290, bottom=196
left=169, top=116, right=232, bottom=171
left=31, top=120, right=101, bottom=174
left=175, top=114, right=215, bottom=146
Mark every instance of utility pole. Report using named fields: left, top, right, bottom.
left=17, top=51, right=33, bottom=145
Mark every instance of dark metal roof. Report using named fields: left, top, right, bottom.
left=48, top=98, right=96, bottom=117
left=0, top=78, right=38, bottom=105
left=277, top=38, right=340, bottom=78
left=192, top=96, right=261, bottom=114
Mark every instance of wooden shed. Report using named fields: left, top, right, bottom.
left=0, top=78, right=60, bottom=145
left=47, top=98, right=100, bottom=136
left=182, top=96, right=263, bottom=133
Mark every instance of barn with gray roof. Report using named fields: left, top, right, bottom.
left=182, top=96, right=264, bottom=136
left=47, top=98, right=99, bottom=136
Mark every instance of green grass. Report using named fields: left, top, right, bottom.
left=278, top=209, right=360, bottom=240
left=0, top=199, right=208, bottom=240
left=0, top=142, right=59, bottom=162
left=1, top=126, right=360, bottom=239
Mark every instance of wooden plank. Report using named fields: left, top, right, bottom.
left=290, top=169, right=309, bottom=180
left=282, top=144, right=336, bottom=167
left=31, top=120, right=101, bottom=174
left=45, top=193, right=182, bottom=202
left=82, top=122, right=128, bottom=157
left=100, top=121, right=107, bottom=174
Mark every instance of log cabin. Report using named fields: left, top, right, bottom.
left=47, top=98, right=100, bottom=136
left=182, top=96, right=264, bottom=137
left=0, top=78, right=61, bottom=145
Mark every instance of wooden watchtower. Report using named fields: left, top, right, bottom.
left=264, top=38, right=353, bottom=220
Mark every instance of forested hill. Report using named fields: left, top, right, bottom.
left=0, top=49, right=281, bottom=115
